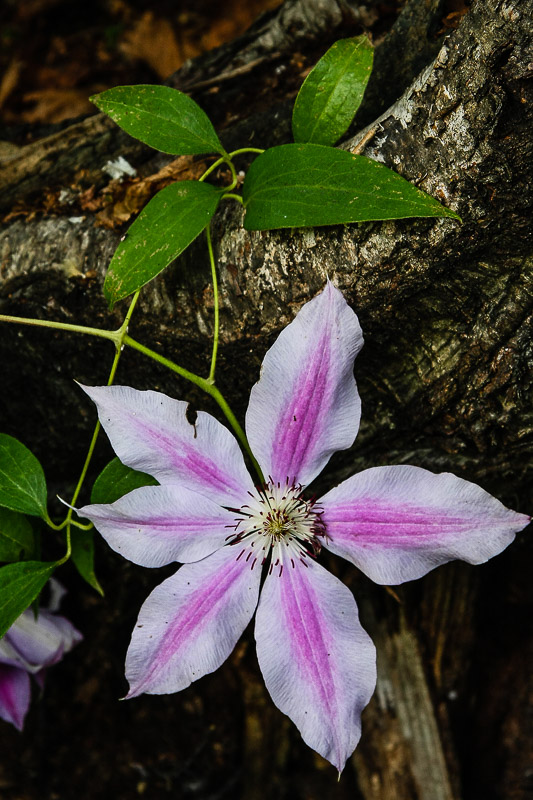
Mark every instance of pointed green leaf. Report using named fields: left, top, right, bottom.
left=0, top=435, right=48, bottom=519
left=0, top=560, right=56, bottom=639
left=91, top=458, right=158, bottom=506
left=243, top=144, right=460, bottom=230
left=0, top=508, right=35, bottom=562
left=292, top=36, right=374, bottom=146
left=71, top=528, right=103, bottom=595
left=91, top=85, right=225, bottom=155
left=104, top=180, right=221, bottom=308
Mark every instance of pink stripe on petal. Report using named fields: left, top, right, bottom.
left=80, top=485, right=236, bottom=567
left=0, top=665, right=31, bottom=731
left=270, top=327, right=333, bottom=482
left=255, top=559, right=376, bottom=772
left=80, top=385, right=254, bottom=507
left=246, top=282, right=363, bottom=488
left=125, top=545, right=262, bottom=697
left=321, top=465, right=531, bottom=584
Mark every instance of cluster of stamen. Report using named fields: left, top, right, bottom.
left=227, top=480, right=325, bottom=576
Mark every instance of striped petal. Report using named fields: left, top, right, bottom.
left=79, top=485, right=236, bottom=567
left=0, top=665, right=30, bottom=731
left=125, top=544, right=262, bottom=697
left=245, top=281, right=363, bottom=488
left=80, top=385, right=254, bottom=507
left=321, top=465, right=531, bottom=584
left=255, top=559, right=376, bottom=772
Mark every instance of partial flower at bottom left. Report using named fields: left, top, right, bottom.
left=0, top=586, right=82, bottom=730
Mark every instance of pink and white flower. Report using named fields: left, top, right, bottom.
left=0, top=600, right=82, bottom=730
left=78, top=282, right=529, bottom=771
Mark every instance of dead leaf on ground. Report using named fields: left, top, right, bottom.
left=14, top=0, right=64, bottom=21
left=119, top=11, right=182, bottom=79
left=199, top=0, right=283, bottom=51
left=439, top=0, right=470, bottom=32
left=88, top=156, right=209, bottom=229
left=0, top=59, right=23, bottom=109
left=35, top=60, right=89, bottom=90
left=20, top=89, right=94, bottom=123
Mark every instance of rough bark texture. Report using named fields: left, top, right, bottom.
left=0, top=1, right=531, bottom=798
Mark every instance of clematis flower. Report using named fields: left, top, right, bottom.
left=78, top=282, right=529, bottom=772
left=0, top=595, right=82, bottom=730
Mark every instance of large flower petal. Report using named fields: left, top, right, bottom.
left=321, top=465, right=531, bottom=584
left=125, top=544, right=262, bottom=697
left=79, top=485, right=236, bottom=567
left=0, top=665, right=30, bottom=731
left=255, top=559, right=376, bottom=772
left=80, top=385, right=254, bottom=507
left=246, top=281, right=363, bottom=488
left=0, top=609, right=82, bottom=673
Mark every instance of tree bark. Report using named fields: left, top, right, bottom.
left=0, top=1, right=531, bottom=798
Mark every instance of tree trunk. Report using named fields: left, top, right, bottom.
left=0, top=1, right=531, bottom=798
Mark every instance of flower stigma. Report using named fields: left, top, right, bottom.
left=228, top=480, right=326, bottom=575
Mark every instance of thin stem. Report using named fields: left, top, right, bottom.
left=199, top=156, right=227, bottom=183
left=0, top=314, right=118, bottom=342
left=223, top=159, right=238, bottom=193
left=206, top=224, right=219, bottom=384
left=69, top=423, right=102, bottom=512
left=200, top=155, right=238, bottom=194
left=228, top=147, right=265, bottom=157
left=208, top=385, right=265, bottom=485
left=60, top=291, right=141, bottom=564
left=68, top=290, right=140, bottom=513
left=121, top=288, right=142, bottom=331
left=222, top=193, right=244, bottom=205
left=124, top=334, right=209, bottom=389
left=43, top=515, right=64, bottom=531
left=70, top=519, right=93, bottom=530
left=123, top=334, right=265, bottom=484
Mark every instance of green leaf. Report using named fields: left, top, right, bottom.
left=243, top=144, right=460, bottom=230
left=104, top=180, right=221, bottom=308
left=71, top=528, right=103, bottom=595
left=292, top=36, right=374, bottom=147
left=0, top=508, right=35, bottom=562
left=0, top=560, right=56, bottom=639
left=91, top=85, right=225, bottom=156
left=91, top=458, right=158, bottom=505
left=0, top=434, right=48, bottom=519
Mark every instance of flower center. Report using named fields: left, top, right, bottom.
left=228, top=481, right=325, bottom=575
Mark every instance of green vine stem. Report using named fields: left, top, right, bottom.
left=205, top=224, right=219, bottom=384
left=123, top=334, right=265, bottom=484
left=228, top=147, right=265, bottom=158
left=199, top=155, right=238, bottom=193
left=222, top=193, right=244, bottom=205
left=56, top=291, right=141, bottom=565
left=0, top=315, right=118, bottom=342
left=0, top=307, right=263, bottom=481
left=0, top=138, right=269, bottom=488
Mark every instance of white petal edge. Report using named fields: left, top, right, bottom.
left=321, top=465, right=531, bottom=584
left=255, top=558, right=376, bottom=772
left=126, top=544, right=262, bottom=697
left=245, top=281, right=363, bottom=488
left=79, top=485, right=237, bottom=567
left=80, top=384, right=254, bottom=507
